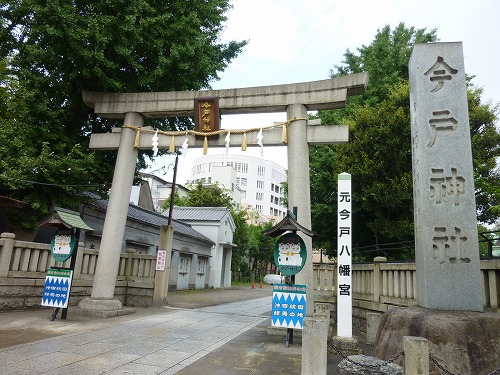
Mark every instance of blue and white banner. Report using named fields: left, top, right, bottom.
left=271, top=284, right=306, bottom=329
left=41, top=268, right=73, bottom=308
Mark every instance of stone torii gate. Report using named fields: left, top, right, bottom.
left=78, top=73, right=368, bottom=316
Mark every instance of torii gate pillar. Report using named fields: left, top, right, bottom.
left=79, top=112, right=144, bottom=312
left=79, top=73, right=368, bottom=316
left=287, top=104, right=314, bottom=314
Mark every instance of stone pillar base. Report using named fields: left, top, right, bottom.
left=76, top=298, right=135, bottom=319
left=330, top=336, right=363, bottom=356
left=374, top=306, right=500, bottom=374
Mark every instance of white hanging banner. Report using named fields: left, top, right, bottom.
left=337, top=172, right=352, bottom=338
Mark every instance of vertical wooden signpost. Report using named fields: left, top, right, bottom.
left=337, top=173, right=352, bottom=338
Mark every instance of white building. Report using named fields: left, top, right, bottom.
left=130, top=172, right=189, bottom=212
left=173, top=207, right=236, bottom=288
left=189, top=154, right=287, bottom=222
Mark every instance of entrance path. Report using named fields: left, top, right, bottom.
left=0, top=286, right=294, bottom=374
left=0, top=286, right=371, bottom=374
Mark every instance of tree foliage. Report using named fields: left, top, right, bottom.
left=311, top=23, right=500, bottom=256
left=0, top=0, right=246, bottom=230
left=247, top=221, right=275, bottom=280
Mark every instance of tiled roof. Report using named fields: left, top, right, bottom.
left=85, top=195, right=213, bottom=244
left=172, top=207, right=231, bottom=222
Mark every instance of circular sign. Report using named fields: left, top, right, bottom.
left=274, top=232, right=307, bottom=275
left=51, top=229, right=76, bottom=262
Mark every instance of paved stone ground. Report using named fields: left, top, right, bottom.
left=0, top=285, right=373, bottom=374
left=0, top=285, right=271, bottom=348
left=166, top=284, right=273, bottom=309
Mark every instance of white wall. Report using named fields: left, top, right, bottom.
left=190, top=154, right=287, bottom=220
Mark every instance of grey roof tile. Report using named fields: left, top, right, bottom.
left=85, top=195, right=213, bottom=244
left=172, top=207, right=230, bottom=221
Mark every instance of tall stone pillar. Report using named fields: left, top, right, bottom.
left=287, top=104, right=314, bottom=316
left=79, top=112, right=144, bottom=313
left=409, top=42, right=482, bottom=311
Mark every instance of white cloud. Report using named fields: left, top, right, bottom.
left=148, top=0, right=500, bottom=184
left=218, top=0, right=500, bottom=103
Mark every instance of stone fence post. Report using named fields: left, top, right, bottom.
left=301, top=316, right=329, bottom=375
left=125, top=248, right=136, bottom=281
left=372, top=256, right=386, bottom=304
left=0, top=233, right=15, bottom=277
left=315, top=302, right=332, bottom=338
left=404, top=336, right=429, bottom=375
left=366, top=312, right=382, bottom=345
left=73, top=242, right=85, bottom=280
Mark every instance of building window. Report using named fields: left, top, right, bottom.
left=198, top=259, right=207, bottom=274
left=258, top=166, right=265, bottom=176
left=256, top=192, right=263, bottom=201
left=195, top=163, right=208, bottom=174
left=257, top=180, right=264, bottom=189
left=240, top=178, right=247, bottom=187
left=227, top=162, right=249, bottom=173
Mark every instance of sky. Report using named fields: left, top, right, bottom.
left=145, top=0, right=500, bottom=184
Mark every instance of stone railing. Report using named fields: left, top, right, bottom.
left=0, top=232, right=156, bottom=310
left=313, top=258, right=500, bottom=313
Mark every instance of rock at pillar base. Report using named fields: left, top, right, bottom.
left=76, top=297, right=136, bottom=318
left=330, top=336, right=363, bottom=356
left=338, top=355, right=402, bottom=375
left=374, top=306, right=500, bottom=374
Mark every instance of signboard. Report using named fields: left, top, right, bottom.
left=50, top=229, right=76, bottom=262
left=271, top=284, right=306, bottom=329
left=194, top=97, right=220, bottom=134
left=273, top=232, right=307, bottom=276
left=337, top=172, right=352, bottom=338
left=41, top=268, right=73, bottom=308
left=156, top=250, right=167, bottom=271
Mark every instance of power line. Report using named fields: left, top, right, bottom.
left=0, top=175, right=112, bottom=188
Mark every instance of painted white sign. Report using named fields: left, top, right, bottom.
left=337, top=172, right=352, bottom=338
left=41, top=268, right=73, bottom=308
left=156, top=250, right=167, bottom=271
left=271, top=284, right=307, bottom=329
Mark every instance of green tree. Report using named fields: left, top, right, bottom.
left=0, top=58, right=10, bottom=119
left=163, top=182, right=234, bottom=209
left=0, top=1, right=246, bottom=230
left=231, top=209, right=251, bottom=281
left=247, top=222, right=275, bottom=281
left=311, top=23, right=500, bottom=257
